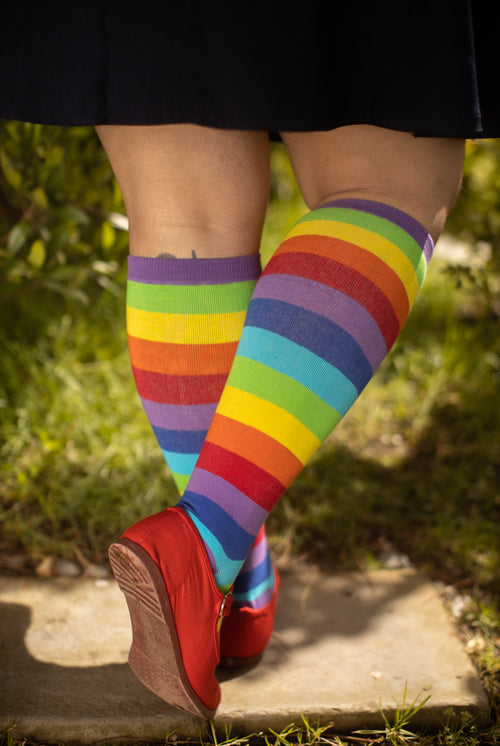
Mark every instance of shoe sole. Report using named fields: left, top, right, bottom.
left=109, top=538, right=215, bottom=719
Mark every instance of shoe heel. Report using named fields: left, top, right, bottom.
left=109, top=539, right=215, bottom=719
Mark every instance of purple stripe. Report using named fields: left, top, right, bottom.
left=238, top=534, right=269, bottom=572
left=322, top=198, right=434, bottom=264
left=233, top=584, right=275, bottom=610
left=128, top=254, right=261, bottom=285
left=252, top=273, right=387, bottom=370
left=187, top=469, right=268, bottom=534
left=252, top=583, right=276, bottom=609
left=141, top=399, right=216, bottom=430
left=204, top=543, right=216, bottom=571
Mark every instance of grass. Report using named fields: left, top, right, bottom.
left=0, top=313, right=176, bottom=566
left=1, top=711, right=499, bottom=746
left=0, top=144, right=499, bottom=745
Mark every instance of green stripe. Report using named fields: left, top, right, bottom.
left=126, top=279, right=256, bottom=313
left=227, top=357, right=340, bottom=439
left=172, top=472, right=190, bottom=493
left=299, top=206, right=428, bottom=288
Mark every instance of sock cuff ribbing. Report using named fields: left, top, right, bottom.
left=318, top=198, right=434, bottom=264
left=128, top=254, right=262, bottom=285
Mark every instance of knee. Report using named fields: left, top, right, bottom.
left=96, top=124, right=271, bottom=258
left=283, top=127, right=465, bottom=242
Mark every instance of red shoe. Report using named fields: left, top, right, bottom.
left=219, top=567, right=280, bottom=668
left=108, top=506, right=231, bottom=718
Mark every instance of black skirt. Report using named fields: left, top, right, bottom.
left=0, top=1, right=498, bottom=138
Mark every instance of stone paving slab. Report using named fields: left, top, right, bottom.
left=0, top=567, right=488, bottom=744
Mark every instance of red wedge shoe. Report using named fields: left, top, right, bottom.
left=219, top=567, right=280, bottom=668
left=108, top=506, right=231, bottom=718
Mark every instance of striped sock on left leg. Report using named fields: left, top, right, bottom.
left=126, top=253, right=274, bottom=607
left=127, top=254, right=260, bottom=493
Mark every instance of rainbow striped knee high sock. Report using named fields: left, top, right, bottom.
left=127, top=254, right=275, bottom=607
left=179, top=199, right=434, bottom=591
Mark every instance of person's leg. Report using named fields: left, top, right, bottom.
left=100, top=125, right=277, bottom=713
left=96, top=124, right=269, bottom=260
left=178, top=125, right=464, bottom=590
left=97, top=124, right=275, bottom=598
left=281, top=125, right=464, bottom=242
left=109, top=124, right=465, bottom=717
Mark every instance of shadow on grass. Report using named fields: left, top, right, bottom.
left=273, top=370, right=499, bottom=598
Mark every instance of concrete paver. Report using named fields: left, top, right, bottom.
left=0, top=567, right=488, bottom=743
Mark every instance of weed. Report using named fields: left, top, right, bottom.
left=0, top=723, right=16, bottom=746
left=429, top=709, right=483, bottom=746
left=206, top=720, right=257, bottom=746
left=354, top=684, right=432, bottom=745
left=263, top=718, right=338, bottom=746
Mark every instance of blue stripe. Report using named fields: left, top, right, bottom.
left=185, top=512, right=244, bottom=590
left=244, top=298, right=372, bottom=393
left=153, top=426, right=205, bottom=453
left=233, top=574, right=275, bottom=603
left=236, top=326, right=358, bottom=417
left=233, top=552, right=274, bottom=593
left=180, top=491, right=254, bottom=562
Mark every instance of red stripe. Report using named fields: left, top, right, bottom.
left=276, top=234, right=410, bottom=327
left=252, top=526, right=267, bottom=548
left=132, top=367, right=228, bottom=405
left=196, top=441, right=285, bottom=512
left=207, top=414, right=303, bottom=485
left=262, top=251, right=400, bottom=349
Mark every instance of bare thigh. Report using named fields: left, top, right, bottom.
left=281, top=125, right=465, bottom=241
left=95, top=124, right=270, bottom=258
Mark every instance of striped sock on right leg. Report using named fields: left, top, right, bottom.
left=180, top=199, right=434, bottom=591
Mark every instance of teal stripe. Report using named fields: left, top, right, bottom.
left=233, top=574, right=275, bottom=604
left=236, top=326, right=358, bottom=417
left=161, top=450, right=198, bottom=474
left=227, top=356, right=340, bottom=440
left=299, top=206, right=427, bottom=285
left=127, top=279, right=256, bottom=314
left=188, top=514, right=244, bottom=592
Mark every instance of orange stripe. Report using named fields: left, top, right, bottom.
left=207, top=413, right=303, bottom=485
left=128, top=336, right=238, bottom=375
left=275, top=234, right=410, bottom=328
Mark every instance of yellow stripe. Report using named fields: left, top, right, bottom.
left=286, top=220, right=421, bottom=304
left=216, top=386, right=321, bottom=465
left=126, top=307, right=246, bottom=344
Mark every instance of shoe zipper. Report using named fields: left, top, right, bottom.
left=216, top=591, right=232, bottom=636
